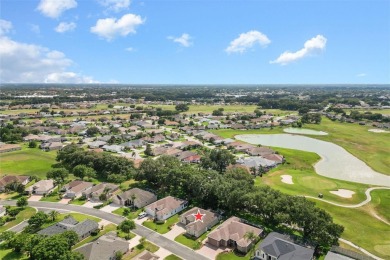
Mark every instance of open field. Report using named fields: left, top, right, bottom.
left=257, top=147, right=371, bottom=205
left=312, top=199, right=390, bottom=259
left=0, top=146, right=57, bottom=178
left=349, top=108, right=390, bottom=115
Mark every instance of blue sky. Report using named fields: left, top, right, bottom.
left=1, top=0, right=389, bottom=84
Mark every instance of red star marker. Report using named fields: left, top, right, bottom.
left=192, top=209, right=206, bottom=222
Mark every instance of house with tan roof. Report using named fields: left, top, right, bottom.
left=63, top=180, right=93, bottom=198
left=207, top=217, right=263, bottom=253
left=0, top=143, right=22, bottom=153
left=0, top=175, right=30, bottom=192
left=145, top=196, right=188, bottom=221
left=25, top=179, right=55, bottom=195
left=113, top=188, right=157, bottom=208
left=83, top=183, right=119, bottom=202
left=180, top=207, right=220, bottom=238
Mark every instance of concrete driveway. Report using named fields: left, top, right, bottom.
left=100, top=203, right=121, bottom=213
left=163, top=223, right=186, bottom=240
left=28, top=195, right=42, bottom=201
left=154, top=247, right=172, bottom=259
left=196, top=242, right=226, bottom=260
left=58, top=198, right=71, bottom=204
left=83, top=201, right=103, bottom=208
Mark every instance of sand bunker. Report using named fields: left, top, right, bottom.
left=329, top=189, right=355, bottom=198
left=281, top=175, right=294, bottom=184
left=368, top=129, right=390, bottom=133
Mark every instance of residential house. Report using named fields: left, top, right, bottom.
left=102, top=144, right=123, bottom=153
left=63, top=180, right=93, bottom=198
left=207, top=217, right=263, bottom=253
left=145, top=196, right=188, bottom=221
left=0, top=143, right=21, bottom=153
left=246, top=147, right=275, bottom=156
left=120, top=139, right=145, bottom=149
left=84, top=183, right=119, bottom=202
left=228, top=142, right=255, bottom=152
left=113, top=188, right=157, bottom=208
left=255, top=232, right=314, bottom=260
left=237, top=157, right=277, bottom=170
left=38, top=216, right=98, bottom=239
left=87, top=141, right=107, bottom=149
left=262, top=154, right=284, bottom=164
left=40, top=142, right=63, bottom=151
left=180, top=207, right=220, bottom=238
left=75, top=232, right=129, bottom=260
left=0, top=175, right=30, bottom=192
left=25, top=179, right=55, bottom=195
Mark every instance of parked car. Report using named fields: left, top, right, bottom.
left=138, top=212, right=148, bottom=219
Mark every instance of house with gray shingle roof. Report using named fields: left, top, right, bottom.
left=38, top=216, right=98, bottom=239
left=74, top=231, right=129, bottom=260
left=112, top=188, right=157, bottom=208
left=254, top=232, right=314, bottom=260
left=180, top=207, right=220, bottom=238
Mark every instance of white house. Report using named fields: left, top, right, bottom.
left=145, top=196, right=188, bottom=221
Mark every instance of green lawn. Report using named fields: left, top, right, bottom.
left=257, top=147, right=371, bottom=205
left=73, top=223, right=117, bottom=249
left=0, top=146, right=57, bottom=178
left=305, top=118, right=390, bottom=175
left=123, top=241, right=159, bottom=259
left=215, top=240, right=261, bottom=260
left=164, top=255, right=182, bottom=260
left=69, top=197, right=87, bottom=205
left=112, top=207, right=143, bottom=219
left=0, top=206, right=36, bottom=233
left=369, top=189, right=390, bottom=223
left=143, top=214, right=179, bottom=234
left=174, top=222, right=220, bottom=249
left=39, top=187, right=61, bottom=202
left=312, top=199, right=390, bottom=259
left=0, top=244, right=28, bottom=260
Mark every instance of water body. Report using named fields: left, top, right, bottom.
left=283, top=128, right=328, bottom=136
left=236, top=134, right=390, bottom=187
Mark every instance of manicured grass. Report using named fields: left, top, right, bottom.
left=305, top=118, right=390, bottom=175
left=69, top=197, right=87, bottom=205
left=142, top=214, right=179, bottom=234
left=40, top=212, right=101, bottom=229
left=312, top=199, right=390, bottom=259
left=174, top=222, right=220, bottom=249
left=369, top=189, right=390, bottom=223
left=164, top=255, right=182, bottom=260
left=0, top=244, right=28, bottom=260
left=73, top=223, right=117, bottom=249
left=0, top=206, right=36, bottom=233
left=0, top=146, right=57, bottom=178
left=123, top=241, right=159, bottom=259
left=216, top=252, right=251, bottom=260
left=39, top=187, right=61, bottom=202
left=256, top=147, right=371, bottom=205
left=112, top=207, right=143, bottom=219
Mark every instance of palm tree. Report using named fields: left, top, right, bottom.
left=131, top=194, right=137, bottom=209
left=244, top=231, right=258, bottom=256
left=49, top=210, right=59, bottom=222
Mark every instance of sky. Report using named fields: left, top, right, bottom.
left=0, top=0, right=389, bottom=84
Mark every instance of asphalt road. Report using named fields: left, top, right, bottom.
left=0, top=200, right=208, bottom=260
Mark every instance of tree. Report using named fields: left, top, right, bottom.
left=28, top=140, right=37, bottom=148
left=144, top=144, right=153, bottom=156
left=86, top=126, right=100, bottom=137
left=0, top=231, right=16, bottom=247
left=244, top=231, right=258, bottom=255
left=115, top=251, right=123, bottom=260
left=28, top=211, right=48, bottom=230
left=212, top=109, right=223, bottom=116
left=16, top=196, right=28, bottom=207
left=31, top=235, right=81, bottom=260
left=72, top=165, right=96, bottom=180
left=118, top=219, right=136, bottom=235
left=47, top=168, right=69, bottom=184
left=175, top=104, right=189, bottom=112
left=200, top=149, right=236, bottom=173
left=60, top=231, right=79, bottom=249
left=48, top=210, right=59, bottom=222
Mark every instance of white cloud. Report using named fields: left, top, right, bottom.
left=225, top=30, right=271, bottom=54
left=0, top=36, right=96, bottom=83
left=167, top=33, right=193, bottom=47
left=271, top=35, right=327, bottom=65
left=55, top=22, right=76, bottom=33
left=37, top=0, right=77, bottom=18
left=90, top=13, right=144, bottom=41
left=356, top=73, right=367, bottom=77
left=125, top=47, right=134, bottom=52
left=0, top=19, right=12, bottom=36
left=99, top=0, right=131, bottom=12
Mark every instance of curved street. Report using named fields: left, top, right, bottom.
left=0, top=200, right=208, bottom=260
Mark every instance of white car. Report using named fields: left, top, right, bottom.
left=138, top=212, right=148, bottom=219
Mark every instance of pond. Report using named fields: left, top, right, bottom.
left=236, top=134, right=390, bottom=187
left=283, top=127, right=328, bottom=135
